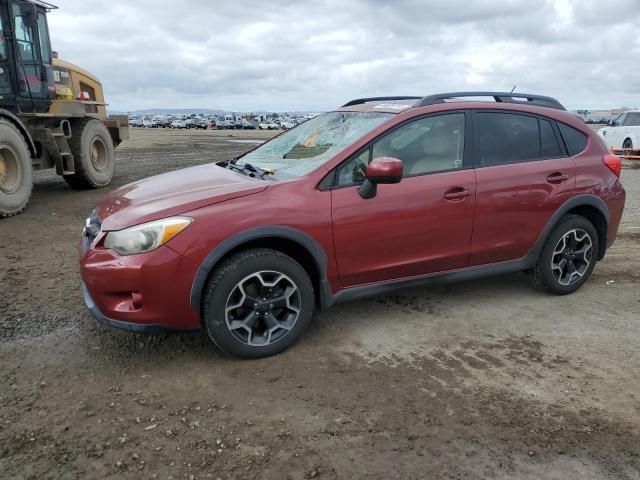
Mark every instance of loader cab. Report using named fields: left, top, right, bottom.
left=0, top=0, right=55, bottom=113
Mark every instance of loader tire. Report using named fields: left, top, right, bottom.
left=64, top=119, right=115, bottom=189
left=0, top=119, right=32, bottom=218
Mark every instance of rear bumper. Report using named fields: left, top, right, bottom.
left=605, top=181, right=626, bottom=255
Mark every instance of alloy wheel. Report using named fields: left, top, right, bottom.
left=0, top=144, right=21, bottom=194
left=90, top=137, right=108, bottom=171
left=225, top=270, right=301, bottom=346
left=551, top=229, right=593, bottom=286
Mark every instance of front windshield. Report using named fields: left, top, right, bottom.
left=237, top=111, right=392, bottom=177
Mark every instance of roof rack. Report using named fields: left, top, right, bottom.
left=341, top=96, right=422, bottom=107
left=341, top=92, right=566, bottom=111
left=416, top=92, right=566, bottom=111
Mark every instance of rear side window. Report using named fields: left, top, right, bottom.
left=623, top=112, right=640, bottom=126
left=558, top=123, right=588, bottom=156
left=540, top=119, right=563, bottom=158
left=477, top=113, right=539, bottom=166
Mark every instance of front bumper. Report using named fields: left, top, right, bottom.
left=80, top=242, right=202, bottom=332
left=82, top=282, right=179, bottom=334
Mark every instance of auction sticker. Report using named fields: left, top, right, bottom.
left=374, top=103, right=412, bottom=110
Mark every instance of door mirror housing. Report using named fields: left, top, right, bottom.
left=359, top=157, right=403, bottom=199
left=366, top=157, right=403, bottom=184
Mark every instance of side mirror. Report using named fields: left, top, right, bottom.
left=359, top=157, right=403, bottom=199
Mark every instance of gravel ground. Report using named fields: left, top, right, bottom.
left=0, top=128, right=639, bottom=479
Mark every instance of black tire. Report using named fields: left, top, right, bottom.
left=202, top=248, right=315, bottom=359
left=0, top=119, right=32, bottom=218
left=63, top=119, right=115, bottom=189
left=623, top=138, right=633, bottom=149
left=528, top=215, right=599, bottom=295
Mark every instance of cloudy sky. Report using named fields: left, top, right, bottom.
left=48, top=0, right=640, bottom=112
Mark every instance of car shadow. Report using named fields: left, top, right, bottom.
left=84, top=271, right=536, bottom=365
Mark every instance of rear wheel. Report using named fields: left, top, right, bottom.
left=528, top=215, right=598, bottom=295
left=64, top=119, right=115, bottom=189
left=202, top=248, right=315, bottom=358
left=0, top=119, right=32, bottom=218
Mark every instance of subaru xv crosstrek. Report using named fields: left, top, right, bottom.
left=80, top=92, right=626, bottom=358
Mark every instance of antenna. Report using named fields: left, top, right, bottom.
left=510, top=85, right=517, bottom=93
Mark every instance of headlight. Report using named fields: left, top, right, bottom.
left=104, top=216, right=192, bottom=255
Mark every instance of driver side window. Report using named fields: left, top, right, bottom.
left=336, top=113, right=465, bottom=186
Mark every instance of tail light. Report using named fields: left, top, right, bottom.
left=603, top=154, right=622, bottom=177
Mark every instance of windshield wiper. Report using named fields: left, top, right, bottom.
left=226, top=160, right=272, bottom=179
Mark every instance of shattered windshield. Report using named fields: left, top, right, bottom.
left=237, top=111, right=392, bottom=177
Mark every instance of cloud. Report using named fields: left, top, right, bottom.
left=47, top=0, right=640, bottom=111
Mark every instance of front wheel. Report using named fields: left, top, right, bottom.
left=202, top=248, right=315, bottom=358
left=64, top=119, right=115, bottom=189
left=528, top=215, right=599, bottom=295
left=0, top=119, right=32, bottom=217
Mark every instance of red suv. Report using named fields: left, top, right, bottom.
left=80, top=92, right=626, bottom=358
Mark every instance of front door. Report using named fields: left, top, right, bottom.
left=331, top=112, right=477, bottom=287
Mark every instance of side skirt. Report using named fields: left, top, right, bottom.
left=328, top=255, right=538, bottom=306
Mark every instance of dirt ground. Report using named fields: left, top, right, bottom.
left=1, top=128, right=639, bottom=480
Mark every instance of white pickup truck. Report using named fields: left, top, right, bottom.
left=598, top=110, right=640, bottom=149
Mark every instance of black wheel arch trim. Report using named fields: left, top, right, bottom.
left=527, top=194, right=609, bottom=260
left=0, top=108, right=37, bottom=158
left=190, top=226, right=332, bottom=313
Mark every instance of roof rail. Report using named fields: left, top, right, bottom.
left=416, top=92, right=566, bottom=111
left=341, top=96, right=422, bottom=107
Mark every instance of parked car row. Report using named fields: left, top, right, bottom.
left=130, top=115, right=311, bottom=131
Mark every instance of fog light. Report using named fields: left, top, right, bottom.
left=131, top=292, right=143, bottom=310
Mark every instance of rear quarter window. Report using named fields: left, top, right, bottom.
left=558, top=123, right=588, bottom=156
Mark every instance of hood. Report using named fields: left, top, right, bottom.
left=97, top=164, right=268, bottom=231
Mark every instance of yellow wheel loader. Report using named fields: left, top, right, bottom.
left=0, top=0, right=128, bottom=217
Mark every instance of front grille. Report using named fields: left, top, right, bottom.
left=83, top=210, right=102, bottom=246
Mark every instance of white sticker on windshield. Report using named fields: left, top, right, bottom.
left=374, top=103, right=412, bottom=110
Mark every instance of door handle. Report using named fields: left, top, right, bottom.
left=444, top=188, right=471, bottom=201
left=547, top=172, right=569, bottom=184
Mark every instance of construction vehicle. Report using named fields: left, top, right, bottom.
left=0, top=0, right=128, bottom=217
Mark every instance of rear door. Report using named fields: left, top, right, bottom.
left=619, top=112, right=640, bottom=147
left=331, top=111, right=477, bottom=287
left=469, top=110, right=576, bottom=265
